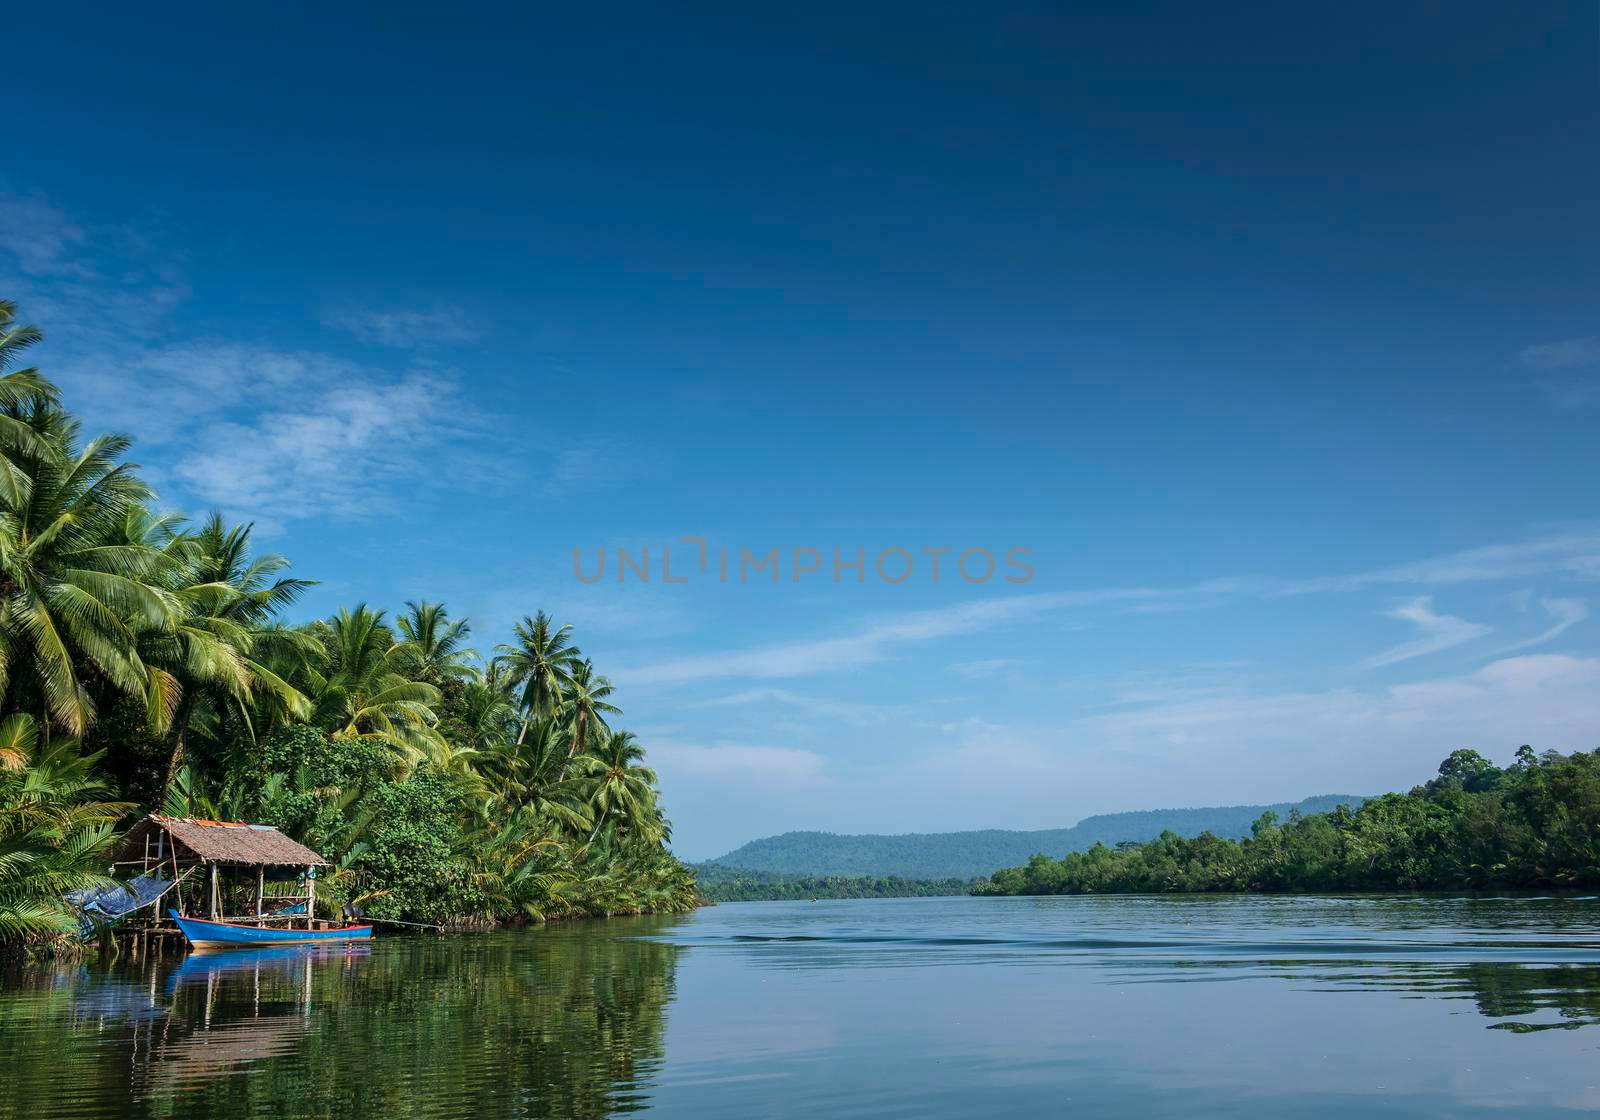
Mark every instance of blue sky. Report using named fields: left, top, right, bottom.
left=4, top=3, right=1598, bottom=857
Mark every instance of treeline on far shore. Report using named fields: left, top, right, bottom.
left=693, top=864, right=972, bottom=902
left=974, top=747, right=1600, bottom=897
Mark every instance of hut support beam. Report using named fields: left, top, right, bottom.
left=255, top=865, right=265, bottom=918
left=209, top=862, right=219, bottom=919
left=306, top=866, right=315, bottom=929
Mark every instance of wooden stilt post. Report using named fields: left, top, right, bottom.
left=255, top=865, right=265, bottom=920
left=306, top=865, right=315, bottom=929
left=209, top=862, right=219, bottom=919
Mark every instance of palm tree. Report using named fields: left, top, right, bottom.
left=116, top=511, right=313, bottom=797
left=398, top=600, right=479, bottom=681
left=495, top=611, right=577, bottom=744
left=484, top=719, right=594, bottom=835
left=450, top=675, right=515, bottom=755
left=0, top=714, right=130, bottom=953
left=580, top=730, right=659, bottom=844
left=304, top=604, right=447, bottom=772
left=560, top=658, right=619, bottom=758
left=0, top=300, right=60, bottom=479
left=0, top=405, right=172, bottom=734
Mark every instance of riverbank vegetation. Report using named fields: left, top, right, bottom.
left=975, top=747, right=1600, bottom=896
left=693, top=864, right=971, bottom=902
left=0, top=301, right=696, bottom=956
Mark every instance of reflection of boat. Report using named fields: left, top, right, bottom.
left=167, top=943, right=372, bottom=991
left=171, top=910, right=372, bottom=949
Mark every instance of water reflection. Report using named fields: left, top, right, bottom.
left=4, top=898, right=1600, bottom=1119
left=1, top=914, right=688, bottom=1119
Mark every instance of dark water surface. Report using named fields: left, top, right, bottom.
left=5, top=894, right=1600, bottom=1118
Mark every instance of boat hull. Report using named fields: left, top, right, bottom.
left=170, top=910, right=373, bottom=949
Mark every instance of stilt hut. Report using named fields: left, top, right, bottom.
left=113, top=815, right=331, bottom=929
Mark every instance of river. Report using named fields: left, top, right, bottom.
left=4, top=894, right=1600, bottom=1118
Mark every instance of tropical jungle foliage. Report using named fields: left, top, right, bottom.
left=0, top=301, right=696, bottom=954
left=975, top=747, right=1600, bottom=896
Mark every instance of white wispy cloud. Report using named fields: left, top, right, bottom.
left=323, top=304, right=480, bottom=347
left=0, top=190, right=646, bottom=521
left=687, top=687, right=907, bottom=726
left=539, top=438, right=639, bottom=499
left=617, top=590, right=1141, bottom=687
left=647, top=741, right=828, bottom=789
left=1079, top=654, right=1600, bottom=767
left=1499, top=597, right=1588, bottom=654
left=168, top=367, right=473, bottom=521
left=1275, top=529, right=1600, bottom=593
left=1519, top=337, right=1600, bottom=369
left=949, top=657, right=1024, bottom=679
left=1358, top=596, right=1490, bottom=669
left=0, top=192, right=89, bottom=277
left=620, top=533, right=1600, bottom=688
left=671, top=654, right=1600, bottom=853
left=1540, top=380, right=1600, bottom=412
left=1518, top=338, right=1600, bottom=411
left=0, top=191, right=189, bottom=349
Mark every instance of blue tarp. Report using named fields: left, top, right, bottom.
left=71, top=874, right=173, bottom=937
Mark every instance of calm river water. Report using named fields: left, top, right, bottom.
left=4, top=894, right=1600, bottom=1118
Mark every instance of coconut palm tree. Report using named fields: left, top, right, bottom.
left=483, top=719, right=594, bottom=835
left=304, top=604, right=448, bottom=772
left=446, top=671, right=517, bottom=757
left=398, top=600, right=479, bottom=681
left=560, top=658, right=619, bottom=758
left=128, top=511, right=313, bottom=798
left=495, top=612, right=578, bottom=744
left=580, top=730, right=659, bottom=844
left=0, top=300, right=60, bottom=480
left=0, top=406, right=173, bottom=734
left=0, top=714, right=129, bottom=953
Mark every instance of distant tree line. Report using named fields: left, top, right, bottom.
left=694, top=864, right=972, bottom=902
left=975, top=747, right=1600, bottom=896
left=710, top=795, right=1367, bottom=880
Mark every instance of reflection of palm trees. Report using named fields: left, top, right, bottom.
left=1460, top=963, right=1600, bottom=1032
left=1297, top=959, right=1600, bottom=1033
left=2, top=923, right=687, bottom=1119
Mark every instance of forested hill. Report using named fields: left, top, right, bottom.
left=706, top=796, right=1366, bottom=879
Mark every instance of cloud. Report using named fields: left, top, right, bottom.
left=621, top=531, right=1600, bottom=688
left=1518, top=338, right=1600, bottom=411
left=1519, top=337, right=1600, bottom=369
left=168, top=367, right=474, bottom=522
left=69, top=342, right=357, bottom=443
left=1539, top=379, right=1600, bottom=412
left=1276, top=529, right=1600, bottom=593
left=687, top=687, right=906, bottom=726
left=323, top=305, right=480, bottom=347
left=1499, top=597, right=1587, bottom=654
left=618, top=591, right=1119, bottom=686
left=0, top=191, right=189, bottom=349
left=674, top=654, right=1600, bottom=853
left=648, top=742, right=827, bottom=789
left=1358, top=597, right=1489, bottom=669
left=1078, top=654, right=1600, bottom=774
left=949, top=657, right=1023, bottom=679
left=539, top=439, right=640, bottom=499
left=0, top=192, right=88, bottom=277
left=0, top=191, right=556, bottom=524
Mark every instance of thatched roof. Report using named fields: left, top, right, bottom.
left=119, top=815, right=329, bottom=867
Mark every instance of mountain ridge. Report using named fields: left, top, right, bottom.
left=705, top=795, right=1368, bottom=880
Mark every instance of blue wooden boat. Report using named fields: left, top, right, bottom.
left=171, top=909, right=373, bottom=949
